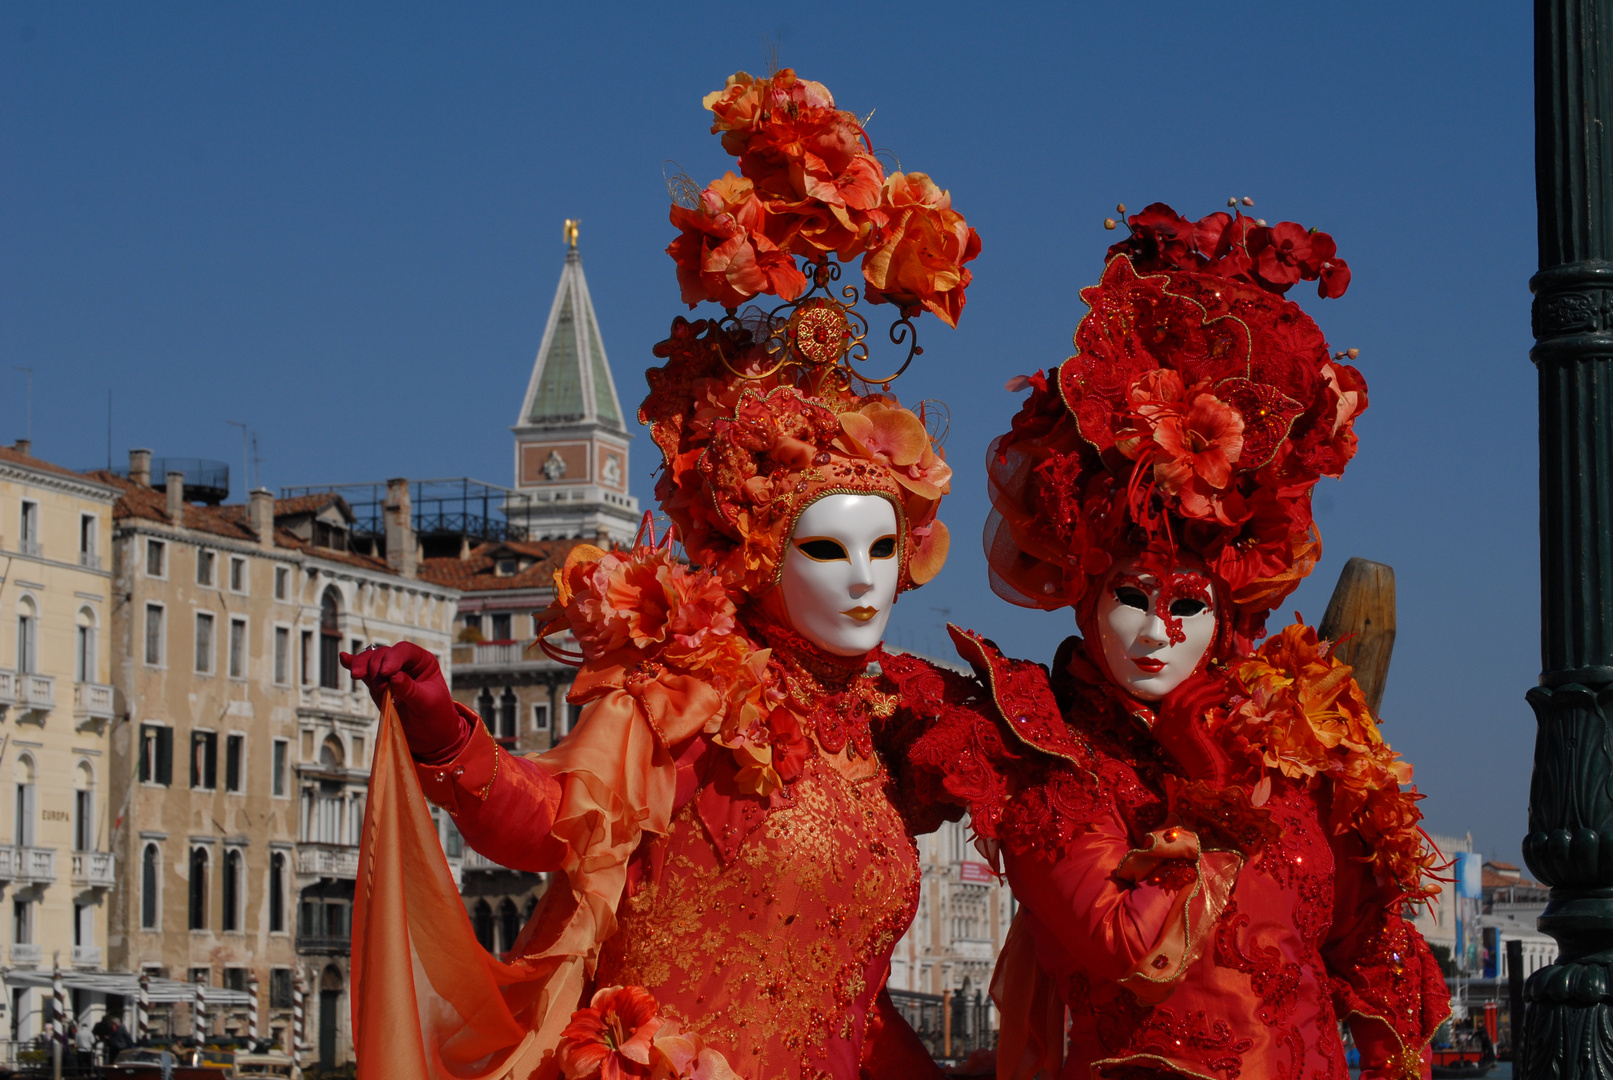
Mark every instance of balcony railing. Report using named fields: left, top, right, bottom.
left=294, top=935, right=350, bottom=956
left=10, top=944, right=41, bottom=968
left=0, top=847, right=56, bottom=886
left=72, top=851, right=116, bottom=889
left=461, top=849, right=508, bottom=872
left=78, top=551, right=102, bottom=571
left=296, top=843, right=359, bottom=879
left=298, top=685, right=367, bottom=715
left=0, top=670, right=14, bottom=708
left=472, top=640, right=526, bottom=666
left=74, top=682, right=114, bottom=724
left=461, top=636, right=573, bottom=669
left=17, top=675, right=54, bottom=712
left=70, top=945, right=102, bottom=968
left=18, top=539, right=40, bottom=559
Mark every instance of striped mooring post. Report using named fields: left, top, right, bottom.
left=246, top=970, right=259, bottom=1041
left=136, top=972, right=150, bottom=1042
left=291, top=971, right=305, bottom=1058
left=50, top=957, right=65, bottom=1036
left=192, top=980, right=206, bottom=1047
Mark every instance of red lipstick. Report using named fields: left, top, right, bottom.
left=1130, top=657, right=1166, bottom=674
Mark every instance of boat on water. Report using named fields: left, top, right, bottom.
left=1431, top=1045, right=1497, bottom=1078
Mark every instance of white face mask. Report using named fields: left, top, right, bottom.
left=779, top=493, right=901, bottom=657
left=1093, top=557, right=1217, bottom=702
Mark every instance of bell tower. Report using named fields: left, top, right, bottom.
left=509, top=221, right=639, bottom=545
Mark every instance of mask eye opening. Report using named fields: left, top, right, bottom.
left=1114, top=585, right=1150, bottom=612
left=794, top=538, right=850, bottom=562
left=869, top=535, right=898, bottom=560
left=1168, top=598, right=1208, bottom=618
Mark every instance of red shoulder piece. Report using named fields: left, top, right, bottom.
left=881, top=646, right=1019, bottom=839
left=947, top=625, right=1093, bottom=769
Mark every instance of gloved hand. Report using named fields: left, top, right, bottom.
left=1150, top=674, right=1235, bottom=786
left=340, top=641, right=468, bottom=762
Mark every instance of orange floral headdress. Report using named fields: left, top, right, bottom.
left=668, top=69, right=980, bottom=327
left=985, top=201, right=1366, bottom=657
left=646, top=68, right=974, bottom=598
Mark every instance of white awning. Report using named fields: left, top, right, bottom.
left=1, top=970, right=253, bottom=1005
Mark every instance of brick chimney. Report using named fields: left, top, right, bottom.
left=129, top=449, right=152, bottom=487
left=384, top=478, right=417, bottom=579
left=166, top=470, right=185, bottom=525
left=12, top=439, right=29, bottom=457
left=250, top=488, right=276, bottom=550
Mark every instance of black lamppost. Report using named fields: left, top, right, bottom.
left=1521, top=1, right=1613, bottom=1075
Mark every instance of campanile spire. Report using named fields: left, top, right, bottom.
left=509, top=226, right=638, bottom=544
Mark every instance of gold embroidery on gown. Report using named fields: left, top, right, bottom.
left=598, top=754, right=921, bottom=1080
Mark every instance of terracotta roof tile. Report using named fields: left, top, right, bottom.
left=274, top=493, right=354, bottom=518
left=90, top=471, right=403, bottom=575
left=419, top=538, right=585, bottom=593
left=0, top=445, right=110, bottom=483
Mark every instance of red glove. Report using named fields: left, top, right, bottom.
left=340, top=642, right=468, bottom=762
left=1151, top=674, right=1234, bottom=786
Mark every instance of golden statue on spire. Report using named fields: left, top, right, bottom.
left=563, top=219, right=579, bottom=250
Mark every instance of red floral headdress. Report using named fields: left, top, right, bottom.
left=985, top=201, right=1366, bottom=657
left=645, top=69, right=975, bottom=598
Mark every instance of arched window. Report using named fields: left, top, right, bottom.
left=189, top=847, right=209, bottom=930
left=498, top=899, right=519, bottom=953
left=319, top=588, right=341, bottom=689
left=472, top=900, right=494, bottom=952
left=141, top=844, right=161, bottom=930
left=13, top=754, right=35, bottom=848
left=75, top=607, right=97, bottom=683
left=222, top=850, right=242, bottom=932
left=269, top=853, right=286, bottom=933
left=318, top=736, right=345, bottom=769
left=73, top=761, right=94, bottom=852
left=15, top=597, right=37, bottom=675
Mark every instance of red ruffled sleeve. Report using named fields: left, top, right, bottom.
left=876, top=650, right=999, bottom=835
left=415, top=703, right=565, bottom=872
left=1323, top=809, right=1450, bottom=1080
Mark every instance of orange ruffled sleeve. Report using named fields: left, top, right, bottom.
left=352, top=658, right=720, bottom=1080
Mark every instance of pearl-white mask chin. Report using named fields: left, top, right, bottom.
left=779, top=493, right=901, bottom=657
left=1093, top=557, right=1217, bottom=702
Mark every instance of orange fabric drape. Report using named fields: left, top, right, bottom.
left=353, top=683, right=688, bottom=1079
left=352, top=696, right=535, bottom=1080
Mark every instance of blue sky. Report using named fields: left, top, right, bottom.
left=1, top=3, right=1540, bottom=867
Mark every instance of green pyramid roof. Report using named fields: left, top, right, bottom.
left=520, top=247, right=625, bottom=429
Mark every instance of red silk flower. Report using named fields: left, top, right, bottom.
left=557, top=986, right=664, bottom=1080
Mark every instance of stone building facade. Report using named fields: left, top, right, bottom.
left=888, top=816, right=1015, bottom=1006
left=97, top=457, right=458, bottom=1068
left=0, top=442, right=119, bottom=1040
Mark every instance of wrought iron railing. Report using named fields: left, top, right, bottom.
left=887, top=988, right=996, bottom=1063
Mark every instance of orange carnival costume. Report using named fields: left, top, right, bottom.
left=878, top=204, right=1450, bottom=1080
left=350, top=69, right=979, bottom=1080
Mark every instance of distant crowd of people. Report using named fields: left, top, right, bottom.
left=34, top=1014, right=136, bottom=1068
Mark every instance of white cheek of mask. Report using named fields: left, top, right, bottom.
left=779, top=493, right=902, bottom=657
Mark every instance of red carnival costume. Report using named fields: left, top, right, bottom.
left=348, top=69, right=979, bottom=1080
left=880, top=205, right=1450, bottom=1080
